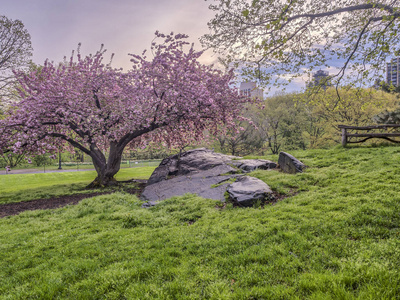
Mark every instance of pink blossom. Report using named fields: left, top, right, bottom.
left=0, top=32, right=257, bottom=186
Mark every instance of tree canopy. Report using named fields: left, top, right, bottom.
left=0, top=16, right=32, bottom=101
left=202, top=0, right=400, bottom=88
left=0, top=33, right=252, bottom=186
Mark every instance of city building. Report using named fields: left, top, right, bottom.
left=386, top=58, right=400, bottom=86
left=239, top=82, right=263, bottom=100
left=306, top=70, right=332, bottom=90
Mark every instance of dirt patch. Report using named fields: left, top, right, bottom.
left=0, top=193, right=110, bottom=218
left=271, top=189, right=298, bottom=202
left=0, top=181, right=147, bottom=218
left=0, top=182, right=294, bottom=217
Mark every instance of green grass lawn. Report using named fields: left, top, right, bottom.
left=4, top=159, right=161, bottom=172
left=1, top=146, right=400, bottom=299
left=0, top=167, right=156, bottom=204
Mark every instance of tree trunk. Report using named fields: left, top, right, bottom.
left=87, top=143, right=123, bottom=188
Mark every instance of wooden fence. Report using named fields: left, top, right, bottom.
left=338, top=124, right=400, bottom=146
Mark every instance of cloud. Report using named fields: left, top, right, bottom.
left=2, top=0, right=216, bottom=69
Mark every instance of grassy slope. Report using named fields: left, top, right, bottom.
left=0, top=146, right=400, bottom=299
left=0, top=167, right=155, bottom=204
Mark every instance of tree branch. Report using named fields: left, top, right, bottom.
left=49, top=133, right=91, bottom=155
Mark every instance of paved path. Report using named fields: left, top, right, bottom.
left=0, top=168, right=96, bottom=175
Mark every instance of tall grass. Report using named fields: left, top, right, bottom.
left=0, top=146, right=399, bottom=299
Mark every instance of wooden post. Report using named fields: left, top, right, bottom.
left=341, top=128, right=347, bottom=147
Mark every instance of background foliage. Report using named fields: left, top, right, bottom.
left=212, top=88, right=399, bottom=156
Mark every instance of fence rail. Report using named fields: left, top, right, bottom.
left=338, top=124, right=400, bottom=146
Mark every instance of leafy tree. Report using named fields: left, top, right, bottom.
left=0, top=33, right=253, bottom=187
left=0, top=96, right=26, bottom=168
left=379, top=82, right=400, bottom=94
left=0, top=152, right=26, bottom=168
left=215, top=118, right=265, bottom=156
left=301, top=87, right=398, bottom=145
left=202, top=0, right=400, bottom=88
left=301, top=103, right=330, bottom=149
left=264, top=93, right=307, bottom=153
left=215, top=94, right=307, bottom=155
left=125, top=143, right=172, bottom=160
left=373, top=107, right=400, bottom=124
left=0, top=16, right=32, bottom=102
left=32, top=153, right=53, bottom=167
left=373, top=82, right=400, bottom=124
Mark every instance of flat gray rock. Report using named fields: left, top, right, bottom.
left=142, top=165, right=238, bottom=202
left=146, top=148, right=237, bottom=186
left=227, top=176, right=274, bottom=207
left=232, top=159, right=277, bottom=172
left=141, top=200, right=159, bottom=208
left=141, top=148, right=278, bottom=206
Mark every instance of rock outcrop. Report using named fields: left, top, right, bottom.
left=146, top=149, right=236, bottom=186
left=231, top=159, right=277, bottom=172
left=278, top=151, right=307, bottom=174
left=141, top=148, right=276, bottom=206
left=227, top=176, right=275, bottom=207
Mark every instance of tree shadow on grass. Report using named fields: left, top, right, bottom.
left=0, top=180, right=147, bottom=218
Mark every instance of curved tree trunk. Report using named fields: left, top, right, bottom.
left=87, top=142, right=123, bottom=188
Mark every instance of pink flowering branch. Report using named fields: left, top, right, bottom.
left=0, top=32, right=255, bottom=186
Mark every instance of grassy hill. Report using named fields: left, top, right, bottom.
left=1, top=146, right=399, bottom=299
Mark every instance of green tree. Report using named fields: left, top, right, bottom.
left=202, top=0, right=400, bottom=89
left=0, top=96, right=27, bottom=168
left=32, top=154, right=53, bottom=167
left=373, top=83, right=400, bottom=124
left=301, top=87, right=399, bottom=145
left=373, top=107, right=400, bottom=124
left=260, top=93, right=307, bottom=153
left=0, top=16, right=32, bottom=103
left=215, top=118, right=266, bottom=156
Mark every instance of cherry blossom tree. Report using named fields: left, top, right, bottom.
left=0, top=33, right=252, bottom=186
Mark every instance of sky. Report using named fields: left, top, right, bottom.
left=2, top=0, right=391, bottom=96
left=1, top=0, right=219, bottom=69
left=2, top=0, right=340, bottom=94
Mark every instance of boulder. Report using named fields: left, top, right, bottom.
left=141, top=165, right=239, bottom=202
left=227, top=176, right=275, bottom=207
left=146, top=148, right=237, bottom=186
left=141, top=148, right=278, bottom=206
left=231, top=159, right=277, bottom=172
left=141, top=200, right=159, bottom=208
left=278, top=152, right=306, bottom=174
